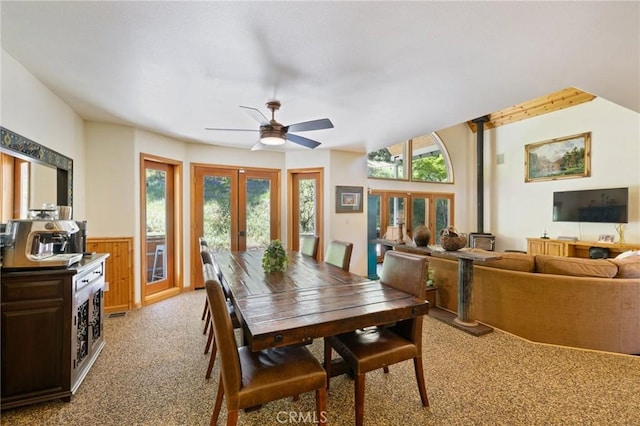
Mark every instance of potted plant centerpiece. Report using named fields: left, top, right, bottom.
left=262, top=239, right=288, bottom=272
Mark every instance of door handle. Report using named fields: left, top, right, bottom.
left=239, top=231, right=246, bottom=237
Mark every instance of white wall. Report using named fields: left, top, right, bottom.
left=482, top=97, right=640, bottom=251
left=85, top=122, right=136, bottom=236
left=1, top=49, right=87, bottom=217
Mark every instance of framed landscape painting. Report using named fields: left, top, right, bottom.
left=525, top=132, right=591, bottom=182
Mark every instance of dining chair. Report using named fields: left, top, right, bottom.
left=203, top=264, right=327, bottom=426
left=200, top=246, right=241, bottom=380
left=199, top=237, right=210, bottom=322
left=324, top=240, right=353, bottom=271
left=300, top=234, right=320, bottom=259
left=323, top=250, right=430, bottom=426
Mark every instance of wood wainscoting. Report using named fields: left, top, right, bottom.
left=86, top=237, right=134, bottom=313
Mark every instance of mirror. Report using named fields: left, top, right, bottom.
left=1, top=127, right=73, bottom=220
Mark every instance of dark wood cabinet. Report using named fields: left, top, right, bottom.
left=1, top=254, right=108, bottom=410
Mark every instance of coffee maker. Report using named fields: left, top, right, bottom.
left=2, top=219, right=83, bottom=269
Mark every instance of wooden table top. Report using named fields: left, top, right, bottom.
left=216, top=250, right=430, bottom=351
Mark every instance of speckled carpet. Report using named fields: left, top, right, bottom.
left=2, top=290, right=639, bottom=425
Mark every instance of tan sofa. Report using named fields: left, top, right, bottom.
left=429, top=250, right=640, bottom=354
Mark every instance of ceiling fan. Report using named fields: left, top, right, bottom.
left=205, top=100, right=333, bottom=150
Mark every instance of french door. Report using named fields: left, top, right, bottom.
left=288, top=168, right=323, bottom=259
left=191, top=165, right=280, bottom=288
left=371, top=190, right=454, bottom=261
left=141, top=155, right=182, bottom=304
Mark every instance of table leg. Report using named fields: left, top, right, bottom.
left=454, top=258, right=478, bottom=327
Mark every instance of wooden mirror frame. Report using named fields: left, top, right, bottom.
left=1, top=127, right=73, bottom=207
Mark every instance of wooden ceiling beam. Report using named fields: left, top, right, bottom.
left=467, top=87, right=596, bottom=133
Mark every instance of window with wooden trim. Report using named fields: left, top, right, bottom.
left=367, top=132, right=453, bottom=183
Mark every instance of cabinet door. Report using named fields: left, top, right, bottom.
left=545, top=241, right=567, bottom=256
left=89, top=284, right=104, bottom=354
left=1, top=277, right=71, bottom=402
left=527, top=239, right=545, bottom=255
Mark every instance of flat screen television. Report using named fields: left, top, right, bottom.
left=553, top=187, right=628, bottom=223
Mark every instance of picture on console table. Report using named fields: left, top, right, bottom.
left=525, top=132, right=591, bottom=182
left=598, top=234, right=615, bottom=243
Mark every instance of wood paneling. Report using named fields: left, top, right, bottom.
left=86, top=237, right=133, bottom=313
left=467, top=87, right=596, bottom=132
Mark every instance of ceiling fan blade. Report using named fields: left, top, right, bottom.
left=286, top=118, right=334, bottom=133
left=204, top=127, right=258, bottom=132
left=251, top=141, right=267, bottom=151
left=286, top=133, right=321, bottom=149
left=239, top=106, right=270, bottom=125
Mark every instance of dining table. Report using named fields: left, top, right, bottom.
left=215, top=249, right=430, bottom=352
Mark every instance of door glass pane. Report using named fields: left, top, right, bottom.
left=245, top=177, right=271, bottom=250
left=146, top=169, right=166, bottom=283
left=298, top=178, right=316, bottom=236
left=411, top=197, right=429, bottom=241
left=435, top=198, right=451, bottom=240
left=386, top=196, right=407, bottom=242
left=203, top=175, right=231, bottom=250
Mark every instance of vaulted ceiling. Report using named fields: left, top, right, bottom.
left=1, top=2, right=638, bottom=153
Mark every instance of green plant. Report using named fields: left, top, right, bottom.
left=262, top=240, right=288, bottom=272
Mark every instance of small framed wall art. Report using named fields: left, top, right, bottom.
left=525, top=132, right=591, bottom=182
left=335, top=186, right=363, bottom=213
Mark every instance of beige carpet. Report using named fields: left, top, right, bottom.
left=2, top=290, right=639, bottom=425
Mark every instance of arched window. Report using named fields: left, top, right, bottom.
left=367, top=132, right=453, bottom=183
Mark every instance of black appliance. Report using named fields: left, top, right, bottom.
left=553, top=187, right=628, bottom=223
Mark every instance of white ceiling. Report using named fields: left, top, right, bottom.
left=1, top=1, right=638, bottom=153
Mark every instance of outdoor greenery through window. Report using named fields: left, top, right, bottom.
left=367, top=132, right=452, bottom=183
left=298, top=178, right=316, bottom=235
left=367, top=142, right=406, bottom=179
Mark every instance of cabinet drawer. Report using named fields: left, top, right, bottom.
left=1, top=279, right=66, bottom=302
left=74, top=262, right=104, bottom=292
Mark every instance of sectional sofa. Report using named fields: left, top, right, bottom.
left=429, top=250, right=640, bottom=355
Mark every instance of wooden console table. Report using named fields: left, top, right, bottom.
left=527, top=238, right=640, bottom=258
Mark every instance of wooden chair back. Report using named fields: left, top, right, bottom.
left=325, top=240, right=353, bottom=271
left=380, top=250, right=429, bottom=343
left=203, top=264, right=242, bottom=396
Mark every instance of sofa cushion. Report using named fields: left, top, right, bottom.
left=615, top=250, right=640, bottom=260
left=461, top=248, right=535, bottom=273
left=483, top=252, right=535, bottom=272
left=609, top=256, right=640, bottom=278
left=534, top=255, right=618, bottom=278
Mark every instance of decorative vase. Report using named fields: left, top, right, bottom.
left=413, top=225, right=431, bottom=247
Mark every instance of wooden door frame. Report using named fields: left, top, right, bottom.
left=190, top=163, right=281, bottom=290
left=370, top=189, right=455, bottom=241
left=139, top=153, right=183, bottom=306
left=287, top=168, right=324, bottom=260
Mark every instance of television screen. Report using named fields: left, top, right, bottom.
left=553, top=187, right=628, bottom=223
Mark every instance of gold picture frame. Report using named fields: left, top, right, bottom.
left=525, top=132, right=591, bottom=182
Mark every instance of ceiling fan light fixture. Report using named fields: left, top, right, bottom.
left=260, top=127, right=286, bottom=145
left=260, top=136, right=285, bottom=145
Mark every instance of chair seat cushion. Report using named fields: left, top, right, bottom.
left=238, top=346, right=326, bottom=407
left=326, top=328, right=418, bottom=374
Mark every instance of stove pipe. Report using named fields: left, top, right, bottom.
left=472, top=116, right=490, bottom=233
